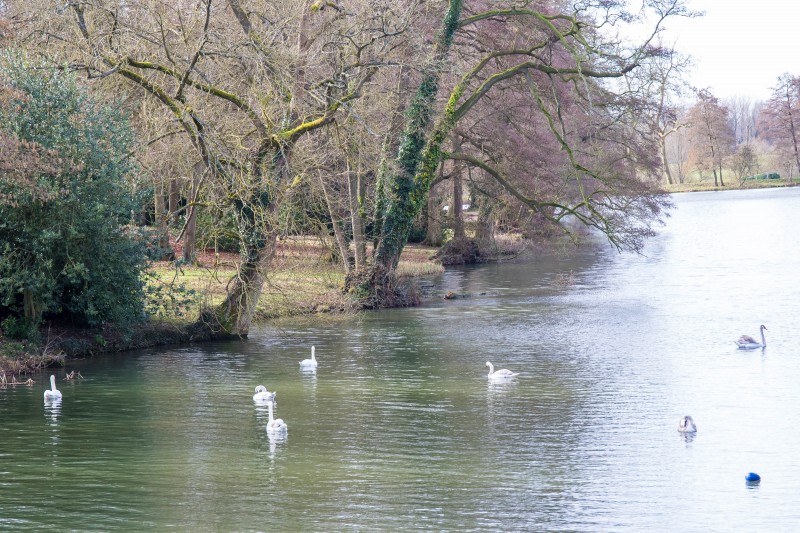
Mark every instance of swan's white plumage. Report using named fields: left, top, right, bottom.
left=300, top=346, right=318, bottom=368
left=266, top=400, right=287, bottom=434
left=253, top=385, right=276, bottom=403
left=735, top=324, right=767, bottom=349
left=43, top=374, right=62, bottom=401
left=678, top=415, right=697, bottom=433
left=486, top=361, right=518, bottom=380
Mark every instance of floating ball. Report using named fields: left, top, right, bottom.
left=745, top=472, right=761, bottom=483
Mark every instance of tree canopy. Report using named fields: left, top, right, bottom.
left=5, top=0, right=696, bottom=334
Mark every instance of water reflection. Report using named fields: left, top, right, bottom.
left=44, top=399, right=62, bottom=447
left=267, top=431, right=288, bottom=446
left=486, top=378, right=518, bottom=390
left=301, top=367, right=317, bottom=402
left=254, top=403, right=272, bottom=427
left=44, top=399, right=61, bottom=424
left=746, top=480, right=761, bottom=491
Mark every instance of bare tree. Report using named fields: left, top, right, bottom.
left=686, top=89, right=734, bottom=186
left=758, top=73, right=800, bottom=176
left=633, top=42, right=692, bottom=185
left=730, top=143, right=759, bottom=183
left=14, top=0, right=415, bottom=334
left=726, top=95, right=759, bottom=145
left=344, top=0, right=693, bottom=306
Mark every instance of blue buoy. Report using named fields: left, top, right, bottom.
left=745, top=472, right=761, bottom=483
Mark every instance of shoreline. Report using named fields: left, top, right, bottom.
left=1, top=240, right=460, bottom=377
left=663, top=179, right=800, bottom=193
left=3, top=180, right=793, bottom=377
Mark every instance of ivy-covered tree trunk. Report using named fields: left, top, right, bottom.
left=208, top=185, right=279, bottom=337
left=344, top=0, right=463, bottom=307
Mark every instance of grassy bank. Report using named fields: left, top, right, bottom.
left=664, top=178, right=800, bottom=193
left=0, top=238, right=444, bottom=377
left=149, top=237, right=444, bottom=320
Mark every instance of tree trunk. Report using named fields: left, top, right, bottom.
left=451, top=134, right=465, bottom=240
left=425, top=182, right=443, bottom=246
left=373, top=1, right=462, bottom=271
left=788, top=109, right=800, bottom=174
left=208, top=185, right=281, bottom=336
left=660, top=133, right=674, bottom=185
left=22, top=287, right=43, bottom=325
left=181, top=165, right=201, bottom=263
left=344, top=0, right=463, bottom=306
left=211, top=236, right=276, bottom=337
left=320, top=171, right=353, bottom=272
left=169, top=178, right=181, bottom=226
left=182, top=207, right=197, bottom=263
left=154, top=181, right=175, bottom=260
left=348, top=164, right=367, bottom=270
left=475, top=199, right=495, bottom=244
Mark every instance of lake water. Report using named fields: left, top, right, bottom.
left=2, top=188, right=800, bottom=531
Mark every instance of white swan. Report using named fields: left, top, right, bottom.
left=300, top=346, right=318, bottom=369
left=678, top=415, right=697, bottom=433
left=266, top=400, right=287, bottom=434
left=43, top=374, right=62, bottom=401
left=735, top=324, right=767, bottom=349
left=253, top=385, right=276, bottom=403
left=486, top=361, right=519, bottom=380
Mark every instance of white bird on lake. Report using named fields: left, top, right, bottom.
left=253, top=385, right=276, bottom=403
left=43, top=374, right=62, bottom=401
left=300, top=346, right=318, bottom=369
left=735, top=324, right=767, bottom=349
left=486, top=361, right=519, bottom=381
left=265, top=400, right=287, bottom=435
left=678, top=415, right=697, bottom=433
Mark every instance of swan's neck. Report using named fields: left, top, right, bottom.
left=50, top=375, right=57, bottom=391
left=487, top=363, right=494, bottom=376
left=311, top=346, right=316, bottom=361
left=761, top=328, right=766, bottom=346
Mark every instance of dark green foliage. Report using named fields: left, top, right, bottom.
left=1, top=315, right=39, bottom=341
left=0, top=54, right=148, bottom=330
left=744, top=173, right=781, bottom=180
left=407, top=218, right=428, bottom=244
left=196, top=206, right=240, bottom=253
left=142, top=271, right=199, bottom=319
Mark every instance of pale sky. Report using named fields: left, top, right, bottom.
left=659, top=0, right=800, bottom=102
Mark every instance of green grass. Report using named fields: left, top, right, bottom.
left=664, top=178, right=800, bottom=193
left=147, top=240, right=443, bottom=321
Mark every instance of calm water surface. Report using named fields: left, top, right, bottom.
left=3, top=188, right=800, bottom=531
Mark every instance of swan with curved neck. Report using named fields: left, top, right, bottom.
left=266, top=400, right=287, bottom=434
left=43, top=374, right=62, bottom=401
left=486, top=361, right=519, bottom=380
left=253, top=385, right=276, bottom=403
left=300, top=346, right=318, bottom=368
left=735, top=325, right=767, bottom=349
left=678, top=415, right=697, bottom=433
